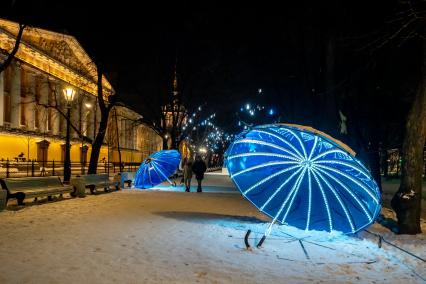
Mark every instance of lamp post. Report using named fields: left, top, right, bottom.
left=81, top=102, right=92, bottom=175
left=63, top=86, right=76, bottom=183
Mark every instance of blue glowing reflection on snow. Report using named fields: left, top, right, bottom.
left=225, top=124, right=381, bottom=234
left=134, top=150, right=181, bottom=189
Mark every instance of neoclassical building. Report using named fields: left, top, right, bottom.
left=0, top=18, right=161, bottom=164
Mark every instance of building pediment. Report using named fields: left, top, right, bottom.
left=0, top=18, right=113, bottom=97
left=25, top=35, right=80, bottom=72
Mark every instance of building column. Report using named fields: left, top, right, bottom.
left=38, top=75, right=48, bottom=133
left=25, top=71, right=35, bottom=131
left=95, top=103, right=101, bottom=138
left=10, top=61, right=21, bottom=129
left=0, top=70, right=4, bottom=126
left=120, top=117, right=125, bottom=149
left=51, top=79, right=60, bottom=136
left=58, top=82, right=67, bottom=137
left=132, top=124, right=136, bottom=150
left=70, top=95, right=80, bottom=139
left=83, top=95, right=96, bottom=139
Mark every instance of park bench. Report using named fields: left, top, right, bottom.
left=0, top=190, right=7, bottom=211
left=0, top=176, right=74, bottom=205
left=72, top=173, right=119, bottom=194
left=119, top=172, right=136, bottom=188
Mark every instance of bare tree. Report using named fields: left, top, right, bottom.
left=365, top=0, right=426, bottom=234
left=0, top=23, right=25, bottom=73
left=87, top=66, right=116, bottom=174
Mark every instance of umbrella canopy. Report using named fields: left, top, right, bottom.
left=225, top=124, right=381, bottom=234
left=134, top=150, right=181, bottom=189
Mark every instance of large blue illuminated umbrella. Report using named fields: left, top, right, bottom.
left=225, top=124, right=381, bottom=237
left=134, top=150, right=181, bottom=189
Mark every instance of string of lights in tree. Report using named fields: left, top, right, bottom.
left=236, top=88, right=278, bottom=130
left=181, top=104, right=234, bottom=153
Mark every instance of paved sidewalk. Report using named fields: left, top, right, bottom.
left=132, top=171, right=239, bottom=193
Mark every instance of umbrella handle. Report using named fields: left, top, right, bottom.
left=244, top=230, right=251, bottom=249
left=256, top=235, right=266, bottom=248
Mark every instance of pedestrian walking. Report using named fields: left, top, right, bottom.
left=183, top=159, right=193, bottom=192
left=192, top=155, right=207, bottom=192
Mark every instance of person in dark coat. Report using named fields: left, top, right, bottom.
left=183, top=160, right=193, bottom=192
left=192, top=155, right=207, bottom=192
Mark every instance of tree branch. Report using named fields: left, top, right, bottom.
left=0, top=23, right=26, bottom=73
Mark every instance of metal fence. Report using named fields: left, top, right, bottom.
left=0, top=160, right=141, bottom=178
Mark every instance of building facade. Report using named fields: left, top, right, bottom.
left=107, top=106, right=162, bottom=164
left=0, top=18, right=161, bottom=165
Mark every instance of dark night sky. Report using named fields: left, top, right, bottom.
left=1, top=0, right=415, bottom=140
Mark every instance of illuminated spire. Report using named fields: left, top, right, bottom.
left=172, top=59, right=178, bottom=96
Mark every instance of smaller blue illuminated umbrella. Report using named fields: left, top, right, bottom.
left=134, top=150, right=181, bottom=189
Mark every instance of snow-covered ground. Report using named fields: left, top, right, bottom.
left=0, top=173, right=425, bottom=283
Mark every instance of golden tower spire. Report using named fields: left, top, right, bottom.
left=172, top=59, right=178, bottom=96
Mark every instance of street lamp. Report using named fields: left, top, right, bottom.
left=63, top=86, right=76, bottom=183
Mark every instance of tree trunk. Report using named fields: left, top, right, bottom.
left=87, top=64, right=113, bottom=174
left=368, top=139, right=382, bottom=193
left=323, top=34, right=339, bottom=136
left=0, top=24, right=25, bottom=74
left=381, top=147, right=389, bottom=178
left=114, top=109, right=123, bottom=171
left=170, top=130, right=179, bottom=150
left=391, top=40, right=426, bottom=234
left=88, top=117, right=108, bottom=174
left=162, top=137, right=169, bottom=150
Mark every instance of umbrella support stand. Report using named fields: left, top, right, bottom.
left=253, top=233, right=309, bottom=258
left=256, top=235, right=266, bottom=248
left=243, top=229, right=266, bottom=249
left=243, top=225, right=321, bottom=261
left=244, top=230, right=252, bottom=250
left=243, top=228, right=388, bottom=265
left=256, top=218, right=277, bottom=248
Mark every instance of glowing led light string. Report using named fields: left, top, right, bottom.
left=265, top=167, right=307, bottom=237
left=313, top=166, right=373, bottom=221
left=142, top=165, right=148, bottom=188
left=231, top=161, right=299, bottom=178
left=310, top=168, right=356, bottom=233
left=310, top=149, right=349, bottom=162
left=259, top=167, right=304, bottom=211
left=243, top=164, right=302, bottom=195
left=152, top=163, right=174, bottom=186
left=253, top=129, right=305, bottom=159
left=227, top=152, right=301, bottom=162
left=314, top=159, right=371, bottom=179
left=147, top=164, right=153, bottom=186
left=234, top=139, right=303, bottom=161
left=313, top=163, right=379, bottom=204
left=276, top=127, right=308, bottom=159
left=308, top=136, right=318, bottom=160
left=151, top=157, right=178, bottom=167
left=280, top=167, right=308, bottom=225
left=306, top=169, right=312, bottom=230
left=311, top=169, right=333, bottom=232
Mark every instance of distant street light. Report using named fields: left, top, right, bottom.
left=63, top=86, right=76, bottom=183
